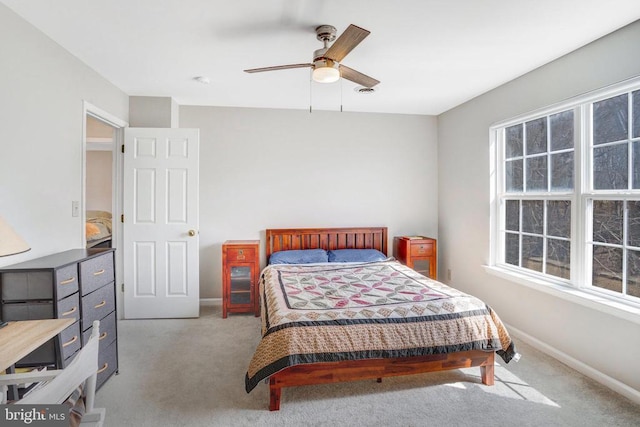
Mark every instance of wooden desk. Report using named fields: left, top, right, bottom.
left=0, top=318, right=74, bottom=372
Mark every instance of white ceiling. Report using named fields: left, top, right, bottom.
left=3, top=0, right=640, bottom=115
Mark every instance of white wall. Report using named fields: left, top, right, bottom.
left=0, top=4, right=129, bottom=266
left=438, top=21, right=640, bottom=396
left=180, top=106, right=438, bottom=299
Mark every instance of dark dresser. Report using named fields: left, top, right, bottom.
left=0, top=248, right=118, bottom=390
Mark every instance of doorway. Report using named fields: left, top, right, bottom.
left=82, top=101, right=128, bottom=316
left=85, top=115, right=116, bottom=249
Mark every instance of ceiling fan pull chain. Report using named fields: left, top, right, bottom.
left=340, top=76, right=343, bottom=113
left=309, top=69, right=313, bottom=114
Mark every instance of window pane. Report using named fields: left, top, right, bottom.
left=505, top=124, right=523, bottom=158
left=593, top=93, right=628, bottom=145
left=505, top=233, right=519, bottom=266
left=505, top=200, right=519, bottom=231
left=627, top=201, right=640, bottom=247
left=593, top=200, right=623, bottom=244
left=633, top=90, right=640, bottom=139
left=627, top=250, right=640, bottom=298
left=505, top=159, right=523, bottom=192
left=526, top=156, right=547, bottom=191
left=592, top=245, right=622, bottom=293
left=522, top=200, right=543, bottom=234
left=526, top=118, right=547, bottom=155
left=633, top=141, right=640, bottom=189
left=522, top=235, right=543, bottom=272
left=547, top=239, right=570, bottom=279
left=593, top=144, right=628, bottom=190
left=551, top=152, right=573, bottom=191
left=547, top=200, right=571, bottom=238
left=550, top=110, right=574, bottom=151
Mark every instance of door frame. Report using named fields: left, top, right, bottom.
left=82, top=101, right=128, bottom=317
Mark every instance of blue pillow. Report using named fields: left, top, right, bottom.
left=269, top=249, right=328, bottom=265
left=327, top=249, right=387, bottom=263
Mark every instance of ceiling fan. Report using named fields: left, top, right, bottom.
left=244, top=24, right=380, bottom=88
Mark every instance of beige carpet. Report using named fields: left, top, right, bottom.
left=95, top=303, right=640, bottom=426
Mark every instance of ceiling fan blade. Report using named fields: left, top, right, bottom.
left=339, top=65, right=380, bottom=88
left=244, top=63, right=313, bottom=73
left=324, top=24, right=370, bottom=62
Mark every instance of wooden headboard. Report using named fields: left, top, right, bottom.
left=265, top=227, right=388, bottom=259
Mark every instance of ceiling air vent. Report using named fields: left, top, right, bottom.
left=354, top=86, right=376, bottom=94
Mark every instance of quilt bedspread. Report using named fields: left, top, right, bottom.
left=245, top=260, right=517, bottom=392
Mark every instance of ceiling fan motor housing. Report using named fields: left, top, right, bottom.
left=315, top=25, right=337, bottom=43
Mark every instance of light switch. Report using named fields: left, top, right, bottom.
left=72, top=201, right=80, bottom=217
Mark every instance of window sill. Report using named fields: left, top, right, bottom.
left=483, top=265, right=640, bottom=326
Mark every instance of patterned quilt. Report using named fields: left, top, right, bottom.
left=245, top=260, right=517, bottom=392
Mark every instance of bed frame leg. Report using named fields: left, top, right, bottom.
left=480, top=353, right=495, bottom=386
left=269, top=378, right=281, bottom=411
left=376, top=378, right=382, bottom=383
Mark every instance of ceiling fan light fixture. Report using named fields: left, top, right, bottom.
left=312, top=60, right=340, bottom=83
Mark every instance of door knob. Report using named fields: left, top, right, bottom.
left=188, top=230, right=196, bottom=237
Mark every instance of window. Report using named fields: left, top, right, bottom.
left=493, top=78, right=640, bottom=305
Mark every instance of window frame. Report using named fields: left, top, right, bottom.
left=490, top=75, right=640, bottom=311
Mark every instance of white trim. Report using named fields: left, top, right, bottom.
left=86, top=140, right=114, bottom=151
left=199, top=298, right=222, bottom=306
left=506, top=323, right=640, bottom=405
left=484, top=265, right=640, bottom=325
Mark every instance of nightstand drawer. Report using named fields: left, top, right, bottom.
left=410, top=243, right=434, bottom=257
left=79, top=253, right=114, bottom=296
left=226, top=247, right=257, bottom=262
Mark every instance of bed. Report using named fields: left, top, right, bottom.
left=85, top=210, right=112, bottom=248
left=245, top=227, right=517, bottom=411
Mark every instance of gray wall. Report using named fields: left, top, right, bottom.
left=437, top=20, right=640, bottom=396
left=0, top=4, right=129, bottom=266
left=180, top=106, right=438, bottom=299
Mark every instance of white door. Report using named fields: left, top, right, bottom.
left=123, top=128, right=199, bottom=319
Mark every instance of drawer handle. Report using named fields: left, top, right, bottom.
left=97, top=363, right=109, bottom=374
left=93, top=269, right=106, bottom=276
left=99, top=332, right=108, bottom=341
left=62, top=335, right=78, bottom=348
left=61, top=306, right=77, bottom=316
left=94, top=300, right=107, bottom=309
left=60, top=277, right=76, bottom=285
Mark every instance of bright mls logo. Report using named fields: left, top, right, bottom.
left=0, top=405, right=67, bottom=426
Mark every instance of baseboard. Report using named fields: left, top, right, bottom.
left=199, top=298, right=221, bottom=306
left=506, top=323, right=640, bottom=405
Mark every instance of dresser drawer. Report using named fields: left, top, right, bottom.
left=410, top=242, right=434, bottom=257
left=60, top=321, right=82, bottom=361
left=79, top=253, right=114, bottom=296
left=57, top=293, right=80, bottom=322
left=55, top=264, right=81, bottom=299
left=83, top=311, right=117, bottom=350
left=226, top=247, right=257, bottom=262
left=81, top=285, right=115, bottom=328
left=96, top=340, right=118, bottom=390
left=2, top=301, right=53, bottom=320
left=1, top=264, right=79, bottom=301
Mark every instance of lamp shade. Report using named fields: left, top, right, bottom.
left=312, top=65, right=340, bottom=83
left=0, top=215, right=30, bottom=257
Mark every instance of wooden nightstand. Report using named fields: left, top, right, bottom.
left=393, top=236, right=437, bottom=279
left=222, top=240, right=260, bottom=318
